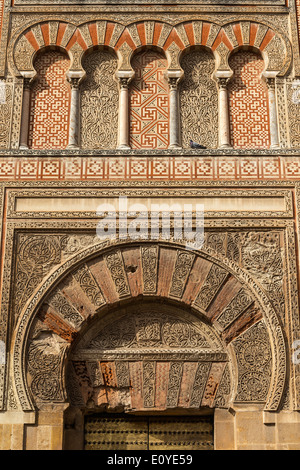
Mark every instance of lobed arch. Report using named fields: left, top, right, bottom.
left=9, top=18, right=292, bottom=80
left=10, top=239, right=287, bottom=415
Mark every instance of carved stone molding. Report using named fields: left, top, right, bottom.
left=6, top=187, right=294, bottom=220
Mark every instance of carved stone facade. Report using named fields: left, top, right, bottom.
left=0, top=0, right=300, bottom=452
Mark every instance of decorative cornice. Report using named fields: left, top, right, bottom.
left=0, top=149, right=299, bottom=157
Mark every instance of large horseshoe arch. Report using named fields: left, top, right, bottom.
left=12, top=240, right=286, bottom=426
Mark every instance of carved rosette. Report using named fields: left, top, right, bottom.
left=232, top=321, right=272, bottom=403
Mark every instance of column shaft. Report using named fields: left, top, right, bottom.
left=19, top=78, right=31, bottom=150
left=267, top=78, right=280, bottom=149
left=67, top=78, right=80, bottom=149
left=118, top=78, right=130, bottom=149
left=218, top=78, right=232, bottom=149
left=168, top=77, right=181, bottom=149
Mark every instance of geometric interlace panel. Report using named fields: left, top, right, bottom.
left=130, top=51, right=169, bottom=149
left=228, top=50, right=271, bottom=149
left=28, top=50, right=71, bottom=149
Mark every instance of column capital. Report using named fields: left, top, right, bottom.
left=217, top=77, right=230, bottom=89
left=116, top=70, right=135, bottom=89
left=118, top=77, right=131, bottom=89
left=265, top=77, right=276, bottom=90
left=67, top=76, right=81, bottom=89
left=66, top=71, right=85, bottom=89
left=21, top=71, right=36, bottom=90
left=23, top=77, right=32, bottom=90
left=168, top=76, right=180, bottom=90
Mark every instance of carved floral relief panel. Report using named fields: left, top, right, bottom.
left=180, top=49, right=218, bottom=149
left=0, top=80, right=13, bottom=149
left=287, top=79, right=300, bottom=149
left=80, top=50, right=119, bottom=150
left=0, top=0, right=4, bottom=42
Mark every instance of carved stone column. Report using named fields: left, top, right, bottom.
left=266, top=76, right=280, bottom=149
left=19, top=76, right=32, bottom=150
left=118, top=77, right=130, bottom=149
left=168, top=75, right=181, bottom=149
left=116, top=71, right=134, bottom=150
left=217, top=77, right=232, bottom=149
left=67, top=72, right=84, bottom=149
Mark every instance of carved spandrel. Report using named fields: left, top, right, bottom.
left=232, top=321, right=272, bottom=403
left=240, top=231, right=285, bottom=319
left=13, top=234, right=63, bottom=321
left=203, top=230, right=286, bottom=322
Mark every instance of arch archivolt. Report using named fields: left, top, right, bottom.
left=11, top=240, right=286, bottom=415
left=9, top=18, right=292, bottom=79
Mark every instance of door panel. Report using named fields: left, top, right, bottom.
left=84, top=415, right=213, bottom=450
left=85, top=415, right=148, bottom=450
left=149, top=417, right=214, bottom=450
